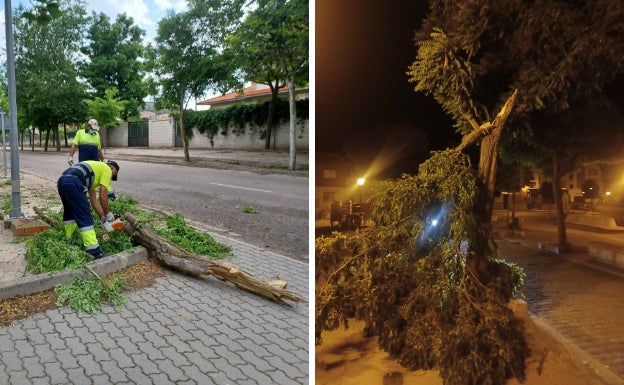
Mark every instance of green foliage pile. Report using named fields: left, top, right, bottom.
left=25, top=229, right=93, bottom=274
left=152, top=213, right=232, bottom=259
left=184, top=98, right=309, bottom=143
left=25, top=194, right=230, bottom=314
left=315, top=150, right=528, bottom=385
left=55, top=274, right=130, bottom=314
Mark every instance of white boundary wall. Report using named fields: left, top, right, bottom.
left=104, top=118, right=309, bottom=151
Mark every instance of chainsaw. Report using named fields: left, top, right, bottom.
left=101, top=215, right=124, bottom=241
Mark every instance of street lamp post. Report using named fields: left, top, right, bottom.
left=4, top=0, right=23, bottom=219
left=0, top=109, right=6, bottom=177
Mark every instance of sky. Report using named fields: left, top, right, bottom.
left=0, top=0, right=213, bottom=106
left=2, top=0, right=187, bottom=42
left=316, top=0, right=457, bottom=177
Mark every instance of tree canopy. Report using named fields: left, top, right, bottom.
left=408, top=0, right=624, bottom=232
left=14, top=0, right=89, bottom=150
left=80, top=12, right=147, bottom=121
left=147, top=0, right=245, bottom=161
left=225, top=0, right=309, bottom=151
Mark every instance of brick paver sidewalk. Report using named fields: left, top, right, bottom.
left=0, top=235, right=309, bottom=385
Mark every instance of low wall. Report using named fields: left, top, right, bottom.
left=565, top=213, right=624, bottom=233
left=588, top=241, right=624, bottom=269
left=103, top=118, right=309, bottom=151
left=189, top=120, right=309, bottom=150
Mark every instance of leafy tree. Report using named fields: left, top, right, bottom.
left=14, top=0, right=89, bottom=152
left=20, top=0, right=61, bottom=24
left=147, top=1, right=244, bottom=162
left=0, top=66, right=8, bottom=112
left=225, top=0, right=309, bottom=158
left=503, top=96, right=624, bottom=247
left=408, top=0, right=624, bottom=236
left=84, top=88, right=126, bottom=149
left=317, top=1, right=624, bottom=383
left=80, top=12, right=147, bottom=121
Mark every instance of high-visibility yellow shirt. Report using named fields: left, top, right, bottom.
left=73, top=129, right=101, bottom=161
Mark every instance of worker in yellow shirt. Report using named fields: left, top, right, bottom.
left=57, top=160, right=120, bottom=259
left=68, top=119, right=104, bottom=164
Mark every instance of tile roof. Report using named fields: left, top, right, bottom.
left=198, top=85, right=288, bottom=105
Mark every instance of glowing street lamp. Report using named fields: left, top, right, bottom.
left=357, top=177, right=365, bottom=203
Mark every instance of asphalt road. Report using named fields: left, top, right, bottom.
left=14, top=151, right=309, bottom=262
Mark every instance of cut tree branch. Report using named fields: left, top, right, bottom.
left=123, top=213, right=307, bottom=306
left=33, top=207, right=307, bottom=306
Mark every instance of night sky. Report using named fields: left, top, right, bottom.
left=315, top=0, right=457, bottom=177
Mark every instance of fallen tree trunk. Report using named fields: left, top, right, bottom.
left=123, top=213, right=307, bottom=306
left=33, top=207, right=305, bottom=306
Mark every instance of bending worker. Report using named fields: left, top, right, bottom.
left=57, top=160, right=120, bottom=259
left=69, top=119, right=104, bottom=164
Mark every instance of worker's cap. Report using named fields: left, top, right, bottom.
left=107, top=160, right=119, bottom=181
left=88, top=119, right=99, bottom=130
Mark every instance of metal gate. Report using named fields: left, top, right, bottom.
left=174, top=120, right=183, bottom=147
left=128, top=120, right=149, bottom=147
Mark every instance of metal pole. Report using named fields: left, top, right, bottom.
left=4, top=0, right=22, bottom=218
left=0, top=109, right=6, bottom=177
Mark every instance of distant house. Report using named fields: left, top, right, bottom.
left=197, top=82, right=309, bottom=109
left=316, top=152, right=363, bottom=219
left=192, top=82, right=309, bottom=150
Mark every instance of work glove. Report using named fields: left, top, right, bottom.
left=108, top=191, right=117, bottom=201
left=100, top=218, right=114, bottom=233
left=105, top=212, right=115, bottom=222
left=67, top=156, right=74, bottom=166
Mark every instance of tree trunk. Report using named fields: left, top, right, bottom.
left=179, top=89, right=190, bottom=162
left=552, top=156, right=569, bottom=250
left=44, top=128, right=50, bottom=151
left=476, top=128, right=503, bottom=233
left=122, top=213, right=306, bottom=306
left=472, top=90, right=519, bottom=237
left=287, top=76, right=297, bottom=170
left=265, top=88, right=279, bottom=150
left=54, top=125, right=61, bottom=152
left=510, top=192, right=518, bottom=230
left=464, top=91, right=519, bottom=277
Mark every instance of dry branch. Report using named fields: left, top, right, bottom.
left=123, top=213, right=307, bottom=306
left=34, top=206, right=61, bottom=227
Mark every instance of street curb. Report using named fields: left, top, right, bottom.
left=0, top=246, right=148, bottom=301
left=530, top=315, right=624, bottom=385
